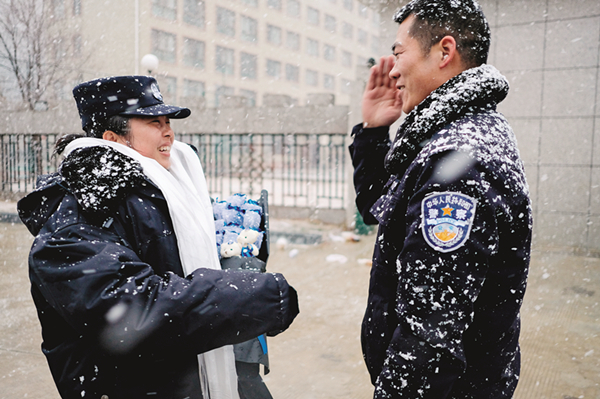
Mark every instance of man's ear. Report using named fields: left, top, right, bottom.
left=102, top=130, right=120, bottom=142
left=439, top=35, right=458, bottom=68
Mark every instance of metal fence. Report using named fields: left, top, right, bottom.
left=0, top=133, right=60, bottom=194
left=0, top=132, right=348, bottom=209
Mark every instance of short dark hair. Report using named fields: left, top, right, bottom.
left=54, top=115, right=131, bottom=156
left=394, top=0, right=490, bottom=68
left=84, top=114, right=131, bottom=138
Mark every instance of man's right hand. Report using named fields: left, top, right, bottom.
left=362, top=55, right=403, bottom=128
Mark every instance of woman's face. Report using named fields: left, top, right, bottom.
left=116, top=116, right=174, bottom=169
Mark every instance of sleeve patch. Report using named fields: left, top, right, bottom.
left=421, top=191, right=477, bottom=253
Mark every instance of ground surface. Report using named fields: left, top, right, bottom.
left=0, top=213, right=598, bottom=398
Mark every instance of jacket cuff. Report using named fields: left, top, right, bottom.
left=267, top=274, right=299, bottom=336
left=351, top=123, right=390, bottom=142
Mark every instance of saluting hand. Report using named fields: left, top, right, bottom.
left=362, top=55, right=403, bottom=128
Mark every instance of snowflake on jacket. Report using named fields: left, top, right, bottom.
left=350, top=64, right=532, bottom=398
left=59, top=145, right=147, bottom=215
left=18, top=145, right=298, bottom=399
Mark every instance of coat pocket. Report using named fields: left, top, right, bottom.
left=370, top=176, right=404, bottom=227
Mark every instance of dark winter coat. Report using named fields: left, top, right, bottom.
left=349, top=65, right=531, bottom=398
left=18, top=145, right=298, bottom=399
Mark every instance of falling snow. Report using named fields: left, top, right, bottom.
left=352, top=63, right=531, bottom=397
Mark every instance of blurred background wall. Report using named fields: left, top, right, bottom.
left=1, top=0, right=599, bottom=254
left=369, top=0, right=600, bottom=253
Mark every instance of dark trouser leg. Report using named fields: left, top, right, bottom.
left=236, top=361, right=273, bottom=399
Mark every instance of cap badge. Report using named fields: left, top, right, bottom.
left=151, top=82, right=163, bottom=102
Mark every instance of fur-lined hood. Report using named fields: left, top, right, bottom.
left=59, top=145, right=147, bottom=214
left=19, top=145, right=147, bottom=235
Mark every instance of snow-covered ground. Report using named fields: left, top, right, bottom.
left=1, top=218, right=598, bottom=398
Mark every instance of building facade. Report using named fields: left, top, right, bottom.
left=371, top=0, right=600, bottom=253
left=480, top=0, right=600, bottom=253
left=47, top=0, right=382, bottom=108
left=4, top=0, right=599, bottom=253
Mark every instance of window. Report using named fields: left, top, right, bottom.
left=372, top=12, right=381, bottom=29
left=324, top=44, right=336, bottom=62
left=285, top=64, right=299, bottom=82
left=341, top=50, right=352, bottom=67
left=342, top=22, right=353, bottom=39
left=343, top=0, right=352, bottom=11
left=267, top=0, right=282, bottom=10
left=359, top=5, right=369, bottom=18
left=267, top=25, right=282, bottom=46
left=358, top=28, right=368, bottom=45
left=357, top=55, right=370, bottom=67
left=216, top=46, right=234, bottom=75
left=286, top=31, right=300, bottom=51
left=53, top=38, right=66, bottom=61
left=183, top=79, right=205, bottom=98
left=325, top=15, right=336, bottom=33
left=324, top=74, right=335, bottom=90
left=53, top=80, right=68, bottom=101
left=371, top=36, right=379, bottom=54
left=72, top=35, right=82, bottom=57
left=73, top=0, right=81, bottom=15
left=241, top=16, right=258, bottom=42
left=242, top=0, right=258, bottom=7
left=240, top=52, right=257, bottom=79
left=217, top=7, right=235, bottom=37
left=306, top=69, right=318, bottom=86
left=266, top=59, right=281, bottom=79
left=341, top=78, right=351, bottom=94
left=215, top=85, right=234, bottom=107
left=162, top=76, right=177, bottom=100
left=183, top=38, right=205, bottom=68
left=184, top=0, right=205, bottom=28
left=151, top=29, right=176, bottom=63
left=306, top=38, right=318, bottom=57
left=240, top=89, right=257, bottom=107
left=52, top=0, right=65, bottom=17
left=307, top=7, right=319, bottom=26
left=152, top=0, right=176, bottom=20
left=287, top=0, right=300, bottom=18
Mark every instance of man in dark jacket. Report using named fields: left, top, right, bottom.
left=349, top=1, right=531, bottom=397
left=18, top=76, right=299, bottom=399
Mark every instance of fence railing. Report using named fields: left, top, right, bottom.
left=0, top=133, right=348, bottom=209
left=1, top=133, right=60, bottom=194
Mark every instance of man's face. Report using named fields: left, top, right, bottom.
left=389, top=15, right=443, bottom=114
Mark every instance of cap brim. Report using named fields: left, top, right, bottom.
left=119, top=103, right=191, bottom=119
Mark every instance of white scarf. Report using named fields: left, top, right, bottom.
left=64, top=138, right=240, bottom=399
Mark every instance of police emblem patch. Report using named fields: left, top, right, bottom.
left=421, top=192, right=477, bottom=253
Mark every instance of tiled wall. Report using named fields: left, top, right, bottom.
left=479, top=0, right=600, bottom=252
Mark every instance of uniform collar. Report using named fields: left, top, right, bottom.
left=384, top=64, right=509, bottom=175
